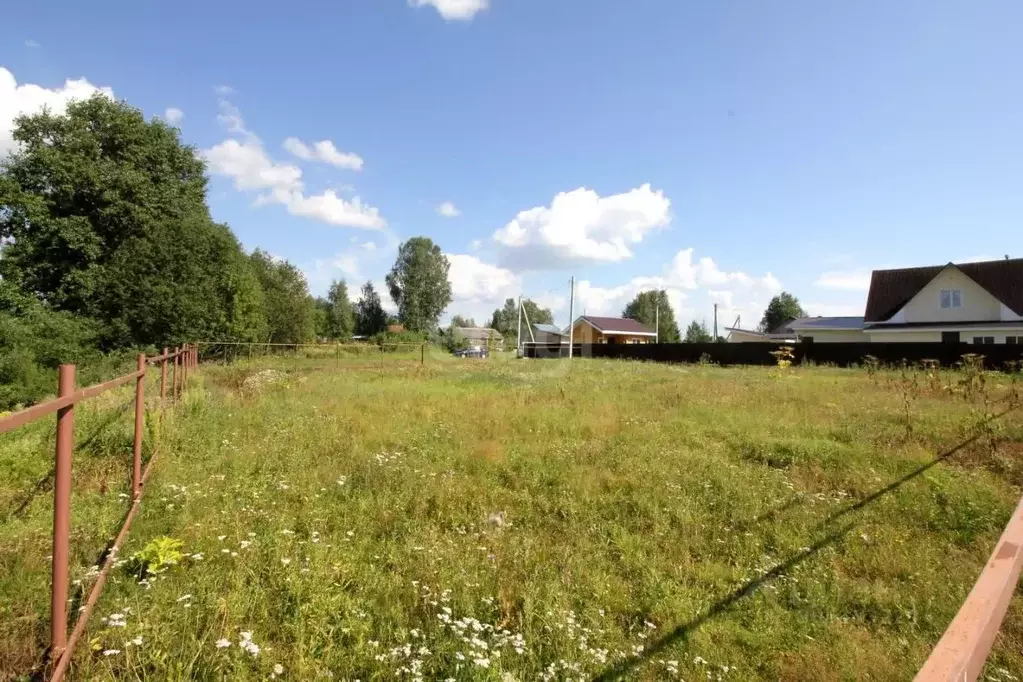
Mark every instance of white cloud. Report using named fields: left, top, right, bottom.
left=707, top=290, right=734, bottom=308
left=305, top=230, right=391, bottom=292
left=164, top=107, right=184, bottom=125
left=567, top=248, right=781, bottom=330
left=0, top=67, right=114, bottom=157
left=283, top=137, right=363, bottom=170
left=25, top=39, right=41, bottom=48
left=437, top=201, right=461, bottom=218
left=203, top=100, right=384, bottom=229
left=493, top=185, right=672, bottom=271
left=215, top=99, right=249, bottom=136
left=447, top=254, right=519, bottom=304
left=409, top=0, right=488, bottom=21
left=574, top=278, right=690, bottom=322
left=214, top=85, right=235, bottom=96
left=204, top=138, right=303, bottom=193
left=813, top=270, right=872, bottom=291
left=469, top=239, right=483, bottom=251
left=440, top=253, right=521, bottom=325
left=275, top=190, right=385, bottom=230
left=308, top=245, right=372, bottom=294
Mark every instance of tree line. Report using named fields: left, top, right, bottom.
left=0, top=96, right=460, bottom=406
left=0, top=94, right=808, bottom=406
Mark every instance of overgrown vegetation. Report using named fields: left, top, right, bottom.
left=3, top=358, right=1021, bottom=680
left=0, top=97, right=460, bottom=409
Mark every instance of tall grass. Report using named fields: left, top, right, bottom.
left=2, top=358, right=1022, bottom=680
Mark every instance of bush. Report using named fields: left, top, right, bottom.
left=371, top=329, right=429, bottom=345
left=0, top=306, right=138, bottom=410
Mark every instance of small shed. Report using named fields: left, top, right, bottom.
left=533, top=324, right=566, bottom=344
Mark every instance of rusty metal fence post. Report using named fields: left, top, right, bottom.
left=50, top=364, right=76, bottom=657
left=172, top=346, right=179, bottom=400
left=132, top=354, right=145, bottom=497
left=160, top=347, right=168, bottom=407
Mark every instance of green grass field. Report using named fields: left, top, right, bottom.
left=3, top=355, right=1023, bottom=681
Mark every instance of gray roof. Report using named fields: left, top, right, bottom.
left=534, top=324, right=564, bottom=335
left=786, top=316, right=864, bottom=331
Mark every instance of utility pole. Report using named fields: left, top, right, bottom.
left=516, top=295, right=524, bottom=357
left=713, top=303, right=719, bottom=341
left=568, top=276, right=575, bottom=359
left=655, top=300, right=660, bottom=343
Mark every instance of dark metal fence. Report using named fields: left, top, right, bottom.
left=523, top=341, right=1023, bottom=369
left=0, top=344, right=198, bottom=682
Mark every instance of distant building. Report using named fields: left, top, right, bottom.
left=864, top=258, right=1023, bottom=344
left=726, top=317, right=863, bottom=343
left=568, top=316, right=657, bottom=344
left=533, top=323, right=566, bottom=344
left=454, top=327, right=503, bottom=349
left=726, top=257, right=1023, bottom=345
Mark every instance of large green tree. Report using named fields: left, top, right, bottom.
left=249, top=250, right=315, bottom=343
left=313, top=298, right=332, bottom=339
left=0, top=95, right=261, bottom=347
left=683, top=320, right=713, bottom=343
left=450, top=315, right=476, bottom=328
left=326, top=279, right=356, bottom=340
left=221, top=252, right=268, bottom=343
left=759, top=292, right=807, bottom=333
left=490, top=298, right=554, bottom=338
left=622, top=290, right=681, bottom=343
left=385, top=237, right=452, bottom=332
left=355, top=281, right=388, bottom=336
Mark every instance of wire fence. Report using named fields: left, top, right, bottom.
left=0, top=344, right=197, bottom=682
left=5, top=342, right=1021, bottom=680
left=196, top=341, right=430, bottom=367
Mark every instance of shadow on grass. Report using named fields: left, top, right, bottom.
left=734, top=495, right=807, bottom=531
left=820, top=404, right=1019, bottom=530
left=592, top=521, right=857, bottom=681
left=592, top=405, right=1020, bottom=681
left=3, top=397, right=134, bottom=524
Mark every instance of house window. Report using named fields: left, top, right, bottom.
left=972, top=336, right=995, bottom=345
left=940, top=289, right=962, bottom=309
left=1007, top=336, right=1021, bottom=345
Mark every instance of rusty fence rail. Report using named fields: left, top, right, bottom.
left=8, top=340, right=1021, bottom=680
left=915, top=492, right=1023, bottom=681
left=0, top=343, right=199, bottom=682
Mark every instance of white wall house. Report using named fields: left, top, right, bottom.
left=864, top=259, right=1023, bottom=344
left=727, top=257, right=1023, bottom=345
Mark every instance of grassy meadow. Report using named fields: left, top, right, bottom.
left=2, top=353, right=1023, bottom=681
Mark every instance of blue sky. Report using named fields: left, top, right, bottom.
left=3, top=0, right=1021, bottom=329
